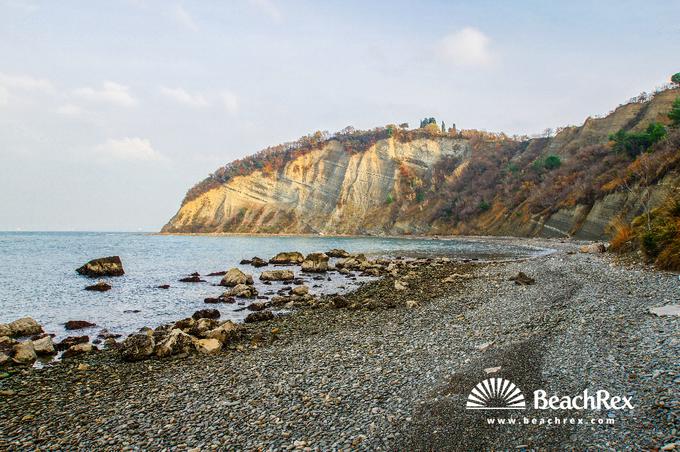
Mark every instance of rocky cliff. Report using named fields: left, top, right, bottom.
left=163, top=87, right=680, bottom=239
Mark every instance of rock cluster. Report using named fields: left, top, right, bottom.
left=220, top=268, right=254, bottom=287
left=269, top=251, right=304, bottom=265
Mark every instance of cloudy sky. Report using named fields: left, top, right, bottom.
left=1, top=0, right=678, bottom=231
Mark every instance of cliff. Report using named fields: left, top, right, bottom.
left=163, top=87, right=680, bottom=239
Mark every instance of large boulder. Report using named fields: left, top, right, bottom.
left=55, top=336, right=89, bottom=351
left=291, top=285, right=309, bottom=296
left=250, top=257, right=268, bottom=267
left=336, top=254, right=367, bottom=270
left=85, top=281, right=112, bottom=292
left=260, top=269, right=295, bottom=282
left=327, top=248, right=350, bottom=258
left=194, top=338, right=221, bottom=354
left=76, top=256, right=125, bottom=277
left=0, top=324, right=12, bottom=337
left=6, top=317, right=43, bottom=338
left=190, top=318, right=220, bottom=337
left=155, top=329, right=195, bottom=358
left=11, top=341, right=37, bottom=365
left=64, top=320, right=96, bottom=330
left=32, top=336, right=56, bottom=356
left=220, top=268, right=254, bottom=287
left=301, top=253, right=329, bottom=273
left=205, top=321, right=240, bottom=344
left=579, top=243, right=607, bottom=254
left=244, top=310, right=274, bottom=323
left=120, top=333, right=155, bottom=362
left=269, top=252, right=304, bottom=265
left=226, top=284, right=258, bottom=298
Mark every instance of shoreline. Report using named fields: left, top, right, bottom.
left=1, top=237, right=678, bottom=449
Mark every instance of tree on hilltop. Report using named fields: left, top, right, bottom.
left=672, top=72, right=680, bottom=86
left=669, top=97, right=680, bottom=126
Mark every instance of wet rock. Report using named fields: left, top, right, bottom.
left=247, top=302, right=267, bottom=311
left=579, top=243, right=607, bottom=253
left=84, top=281, right=112, bottom=292
left=220, top=268, right=254, bottom=287
left=97, top=329, right=121, bottom=339
left=206, top=270, right=227, bottom=276
left=361, top=268, right=381, bottom=277
left=32, top=336, right=56, bottom=356
left=155, top=329, right=194, bottom=358
left=205, top=321, right=240, bottom=344
left=11, top=341, right=37, bottom=365
left=5, top=317, right=43, bottom=338
left=205, top=295, right=236, bottom=304
left=157, top=284, right=170, bottom=289
left=327, top=248, right=350, bottom=258
left=190, top=318, right=220, bottom=337
left=120, top=333, right=155, bottom=362
left=269, top=251, right=304, bottom=265
left=62, top=342, right=94, bottom=359
left=291, top=285, right=309, bottom=296
left=179, top=275, right=205, bottom=283
left=174, top=318, right=195, bottom=332
left=0, top=324, right=10, bottom=337
left=336, top=254, right=367, bottom=270
left=64, top=320, right=96, bottom=330
left=192, top=309, right=220, bottom=320
left=227, top=284, right=258, bottom=298
left=76, top=256, right=125, bottom=277
left=244, top=310, right=275, bottom=323
left=509, top=272, right=535, bottom=285
left=194, top=338, right=221, bottom=354
left=260, top=269, right=295, bottom=282
left=250, top=256, right=268, bottom=267
left=55, top=336, right=89, bottom=351
left=301, top=252, right=329, bottom=273
left=331, top=296, right=348, bottom=308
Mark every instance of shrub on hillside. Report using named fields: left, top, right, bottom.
left=609, top=122, right=667, bottom=158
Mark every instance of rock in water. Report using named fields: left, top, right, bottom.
left=64, top=320, right=97, bottom=330
left=62, top=343, right=94, bottom=358
left=290, top=285, right=309, bottom=296
left=509, top=272, right=536, bottom=285
left=76, top=256, right=125, bottom=277
left=179, top=275, right=205, bottom=283
left=5, top=317, right=43, bottom=337
left=327, top=248, right=350, bottom=258
left=260, top=270, right=295, bottom=281
left=11, top=341, right=37, bottom=365
left=32, top=336, right=56, bottom=356
left=244, top=310, right=274, bottom=323
left=191, top=309, right=220, bottom=320
left=120, top=333, right=155, bottom=362
left=250, top=256, right=268, bottom=267
left=154, top=329, right=194, bottom=358
left=194, top=338, right=221, bottom=354
left=269, top=252, right=304, bottom=265
left=220, top=268, right=254, bottom=287
left=227, top=284, right=259, bottom=298
left=84, top=281, right=112, bottom=292
left=301, top=253, right=329, bottom=273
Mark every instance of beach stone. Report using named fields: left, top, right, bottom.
left=327, top=248, right=350, bottom=258
left=76, top=256, right=124, bottom=277
left=120, top=334, right=155, bottom=362
left=394, top=280, right=408, bottom=291
left=227, top=284, right=258, bottom=298
left=62, top=343, right=93, bottom=359
left=192, top=309, right=220, bottom=320
left=260, top=270, right=295, bottom=281
left=244, top=311, right=274, bottom=323
left=0, top=324, right=11, bottom=337
left=155, top=329, right=194, bottom=358
left=179, top=275, right=205, bottom=283
left=336, top=254, right=367, bottom=270
left=11, top=341, right=37, bottom=365
left=174, top=318, right=195, bottom=332
left=0, top=352, right=9, bottom=367
left=291, top=285, right=309, bottom=296
left=405, top=300, right=420, bottom=309
left=7, top=317, right=43, bottom=337
left=190, top=318, right=220, bottom=337
left=250, top=256, right=268, bottom=267
left=195, top=338, right=221, bottom=354
left=32, top=336, right=56, bottom=356
left=205, top=321, right=240, bottom=344
left=64, top=320, right=96, bottom=330
left=579, top=243, right=607, bottom=253
left=220, top=268, right=254, bottom=287
left=84, top=281, right=111, bottom=292
left=331, top=296, right=348, bottom=308
left=269, top=251, right=304, bottom=265
left=509, top=272, right=535, bottom=285
left=55, top=336, right=89, bottom=351
left=302, top=253, right=329, bottom=273
left=649, top=305, right=680, bottom=317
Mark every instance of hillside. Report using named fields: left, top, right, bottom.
left=162, top=87, right=680, bottom=239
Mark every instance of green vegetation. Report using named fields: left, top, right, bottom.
left=669, top=97, right=680, bottom=127
left=386, top=194, right=394, bottom=205
left=419, top=117, right=437, bottom=128
left=672, top=72, right=680, bottom=85
left=609, top=122, right=667, bottom=158
left=478, top=200, right=491, bottom=211
left=415, top=189, right=425, bottom=203
left=543, top=155, right=561, bottom=170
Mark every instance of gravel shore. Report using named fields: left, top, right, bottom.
left=1, top=238, right=678, bottom=450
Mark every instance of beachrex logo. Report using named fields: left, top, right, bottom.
left=466, top=378, right=634, bottom=411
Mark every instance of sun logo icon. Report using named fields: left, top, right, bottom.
left=466, top=378, right=526, bottom=410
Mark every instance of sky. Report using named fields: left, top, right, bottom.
left=1, top=0, right=678, bottom=231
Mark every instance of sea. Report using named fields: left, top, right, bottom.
left=0, top=232, right=549, bottom=341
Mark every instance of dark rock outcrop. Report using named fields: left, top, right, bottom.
left=76, top=256, right=125, bottom=277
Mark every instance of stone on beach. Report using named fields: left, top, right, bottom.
left=579, top=243, right=607, bottom=254
left=227, top=284, right=258, bottom=298
left=120, top=333, right=155, bottom=362
left=290, top=285, right=309, bottom=296
left=3, top=317, right=43, bottom=338
left=195, top=338, right=221, bottom=354
left=205, top=321, right=240, bottom=344
left=509, top=272, right=535, bottom=285
left=191, top=309, right=220, bottom=320
left=62, top=342, right=94, bottom=359
left=220, top=268, right=254, bottom=287
left=244, top=310, right=275, bottom=323
left=269, top=251, right=304, bottom=265
left=55, top=336, right=89, bottom=351
left=76, top=256, right=125, bottom=277
left=32, top=336, right=56, bottom=356
left=155, top=329, right=194, bottom=358
left=11, top=341, right=37, bottom=365
left=301, top=253, right=329, bottom=273
left=260, top=269, right=295, bottom=281
left=327, top=248, right=350, bottom=258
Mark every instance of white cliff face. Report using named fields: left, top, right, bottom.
left=162, top=137, right=471, bottom=234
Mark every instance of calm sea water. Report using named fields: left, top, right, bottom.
left=0, top=232, right=547, bottom=341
